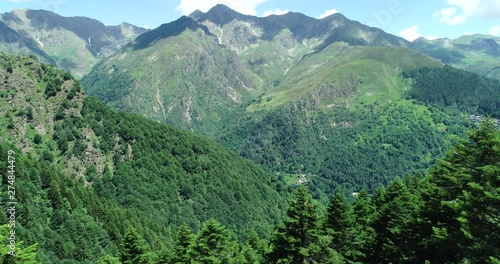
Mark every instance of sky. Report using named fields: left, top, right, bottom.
left=1, top=0, right=500, bottom=41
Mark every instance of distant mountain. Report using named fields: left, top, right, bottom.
left=410, top=34, right=500, bottom=80
left=0, top=53, right=284, bottom=262
left=0, top=9, right=147, bottom=78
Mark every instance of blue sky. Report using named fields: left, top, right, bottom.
left=1, top=0, right=500, bottom=41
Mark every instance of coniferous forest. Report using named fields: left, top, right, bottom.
left=1, top=119, right=499, bottom=263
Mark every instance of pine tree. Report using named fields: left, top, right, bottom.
left=371, top=177, right=420, bottom=263
left=188, top=218, right=235, bottom=263
left=239, top=230, right=265, bottom=264
left=121, top=227, right=146, bottom=264
left=352, top=190, right=376, bottom=262
left=268, top=185, right=343, bottom=263
left=420, top=118, right=500, bottom=263
left=324, top=188, right=360, bottom=260
left=172, top=222, right=194, bottom=263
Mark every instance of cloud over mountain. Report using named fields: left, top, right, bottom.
left=318, top=9, right=339, bottom=19
left=262, top=8, right=289, bottom=17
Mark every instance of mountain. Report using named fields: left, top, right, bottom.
left=0, top=53, right=285, bottom=262
left=82, top=5, right=415, bottom=134
left=0, top=9, right=147, bottom=78
left=82, top=5, right=500, bottom=195
left=411, top=34, right=500, bottom=80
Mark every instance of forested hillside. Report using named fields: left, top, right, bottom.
left=404, top=65, right=500, bottom=117
left=119, top=119, right=500, bottom=263
left=0, top=53, right=284, bottom=262
left=218, top=63, right=500, bottom=196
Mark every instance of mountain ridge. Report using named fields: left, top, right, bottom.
left=82, top=4, right=424, bottom=135
left=0, top=9, right=147, bottom=78
left=411, top=34, right=500, bottom=80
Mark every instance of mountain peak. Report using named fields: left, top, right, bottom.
left=188, top=9, right=204, bottom=20
left=132, top=16, right=215, bottom=50
left=319, top=12, right=347, bottom=21
left=210, top=4, right=236, bottom=13
left=201, top=4, right=252, bottom=25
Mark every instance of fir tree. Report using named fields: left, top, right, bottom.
left=172, top=222, right=194, bottom=263
left=121, top=227, right=146, bottom=264
left=352, top=190, right=376, bottom=262
left=324, top=188, right=360, bottom=260
left=371, top=177, right=420, bottom=263
left=188, top=218, right=235, bottom=263
left=268, top=185, right=343, bottom=263
left=420, top=118, right=500, bottom=263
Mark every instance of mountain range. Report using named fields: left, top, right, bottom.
left=81, top=4, right=433, bottom=132
left=80, top=4, right=500, bottom=192
left=0, top=9, right=147, bottom=78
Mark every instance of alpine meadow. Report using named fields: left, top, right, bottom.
left=0, top=2, right=499, bottom=263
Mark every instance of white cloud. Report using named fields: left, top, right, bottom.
left=434, top=7, right=468, bottom=24
left=398, top=25, right=439, bottom=41
left=176, top=0, right=268, bottom=16
left=317, top=9, right=339, bottom=19
left=435, top=0, right=500, bottom=25
left=489, top=25, right=500, bottom=36
left=262, top=8, right=289, bottom=17
left=399, top=25, right=422, bottom=41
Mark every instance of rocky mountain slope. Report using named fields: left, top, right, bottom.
left=82, top=4, right=422, bottom=134
left=0, top=9, right=146, bottom=78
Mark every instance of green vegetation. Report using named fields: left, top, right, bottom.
left=411, top=34, right=500, bottom=80
left=118, top=119, right=498, bottom=263
left=220, top=100, right=473, bottom=196
left=405, top=65, right=500, bottom=117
